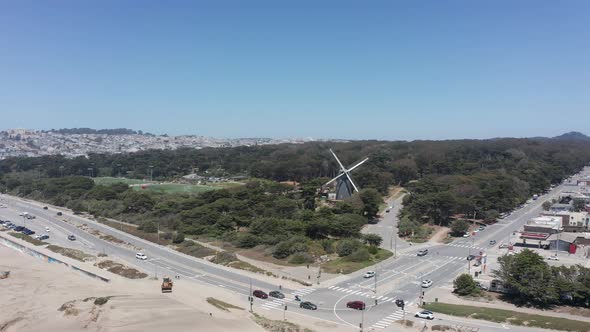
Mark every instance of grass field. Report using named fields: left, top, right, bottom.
left=93, top=177, right=242, bottom=194
left=423, top=302, right=590, bottom=332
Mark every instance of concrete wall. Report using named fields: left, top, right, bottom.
left=0, top=233, right=109, bottom=283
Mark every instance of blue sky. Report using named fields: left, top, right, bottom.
left=1, top=1, right=589, bottom=140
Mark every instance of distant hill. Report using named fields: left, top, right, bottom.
left=553, top=131, right=590, bottom=141
left=47, top=128, right=149, bottom=135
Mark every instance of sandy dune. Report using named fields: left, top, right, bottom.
left=0, top=245, right=262, bottom=332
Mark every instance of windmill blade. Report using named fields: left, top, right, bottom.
left=324, top=172, right=345, bottom=186
left=330, top=149, right=347, bottom=172
left=347, top=157, right=369, bottom=173
left=345, top=172, right=360, bottom=192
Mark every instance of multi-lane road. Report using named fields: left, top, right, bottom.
left=1, top=166, right=589, bottom=331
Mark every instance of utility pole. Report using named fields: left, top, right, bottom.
left=149, top=165, right=154, bottom=182
left=359, top=306, right=365, bottom=332
left=374, top=271, right=377, bottom=294
left=249, top=278, right=253, bottom=312
left=157, top=222, right=160, bottom=243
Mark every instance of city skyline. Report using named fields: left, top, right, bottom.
left=2, top=1, right=589, bottom=140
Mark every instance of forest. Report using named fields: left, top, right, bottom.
left=1, top=137, right=590, bottom=237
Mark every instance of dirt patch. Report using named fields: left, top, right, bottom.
left=206, top=297, right=244, bottom=312
left=96, top=260, right=147, bottom=279
left=387, top=186, right=405, bottom=200
left=58, top=300, right=81, bottom=316
left=428, top=225, right=451, bottom=244
left=0, top=317, right=24, bottom=331
left=46, top=245, right=95, bottom=262
left=252, top=313, right=314, bottom=332
left=552, top=305, right=590, bottom=318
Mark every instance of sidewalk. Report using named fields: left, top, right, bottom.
left=425, top=287, right=590, bottom=323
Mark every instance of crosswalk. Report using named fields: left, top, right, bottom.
left=398, top=253, right=467, bottom=262
left=447, top=243, right=485, bottom=251
left=371, top=309, right=405, bottom=329
left=260, top=288, right=317, bottom=311
left=326, top=286, right=400, bottom=303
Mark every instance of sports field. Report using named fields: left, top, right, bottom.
left=93, top=177, right=241, bottom=194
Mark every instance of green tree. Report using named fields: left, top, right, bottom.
left=453, top=274, right=480, bottom=296
left=362, top=233, right=383, bottom=247
left=493, top=249, right=558, bottom=307
left=358, top=188, right=382, bottom=218
left=450, top=219, right=469, bottom=236
left=573, top=199, right=586, bottom=212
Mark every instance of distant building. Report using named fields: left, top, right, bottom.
left=549, top=203, right=573, bottom=212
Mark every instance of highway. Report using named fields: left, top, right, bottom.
left=1, top=166, right=588, bottom=331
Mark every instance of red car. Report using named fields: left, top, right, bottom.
left=346, top=301, right=365, bottom=310
left=253, top=290, right=268, bottom=299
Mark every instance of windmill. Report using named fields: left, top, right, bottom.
left=324, top=149, right=369, bottom=200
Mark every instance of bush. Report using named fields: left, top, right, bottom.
left=139, top=221, right=157, bottom=233
left=450, top=220, right=469, bottom=236
left=173, top=232, right=185, bottom=244
left=453, top=273, right=480, bottom=296
left=367, top=245, right=378, bottom=255
left=273, top=241, right=293, bottom=259
left=163, top=232, right=173, bottom=240
left=235, top=233, right=259, bottom=248
left=288, top=253, right=313, bottom=264
left=336, top=239, right=362, bottom=257
left=346, top=247, right=371, bottom=262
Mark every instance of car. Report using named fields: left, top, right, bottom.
left=253, top=290, right=268, bottom=299
left=19, top=212, right=25, bottom=216
left=23, top=229, right=35, bottom=235
left=466, top=255, right=475, bottom=261
left=421, top=280, right=433, bottom=288
left=478, top=226, right=486, bottom=231
left=499, top=243, right=509, bottom=249
left=38, top=235, right=49, bottom=241
left=417, top=249, right=429, bottom=256
left=45, top=227, right=50, bottom=232
left=135, top=253, right=148, bottom=260
left=547, top=255, right=559, bottom=261
left=14, top=226, right=24, bottom=232
left=346, top=301, right=366, bottom=310
left=300, top=301, right=317, bottom=310
left=68, top=235, right=76, bottom=241
left=363, top=271, right=376, bottom=279
left=463, top=233, right=470, bottom=238
left=473, top=260, right=482, bottom=267
left=395, top=299, right=405, bottom=307
left=43, top=206, right=48, bottom=210
left=269, top=291, right=285, bottom=299
left=26, top=214, right=35, bottom=219
left=57, top=212, right=62, bottom=216
left=415, top=310, right=434, bottom=320
left=489, top=240, right=497, bottom=245
left=476, top=281, right=488, bottom=290
left=385, top=209, right=390, bottom=213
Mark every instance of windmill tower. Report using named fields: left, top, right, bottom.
left=324, top=149, right=368, bottom=200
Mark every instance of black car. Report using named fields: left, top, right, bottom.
left=68, top=235, right=76, bottom=241
left=14, top=226, right=24, bottom=232
left=38, top=235, right=49, bottom=240
left=269, top=291, right=285, bottom=299
left=43, top=206, right=48, bottom=210
left=23, top=229, right=35, bottom=235
left=300, top=301, right=317, bottom=310
left=57, top=212, right=63, bottom=216
left=417, top=249, right=429, bottom=256
left=467, top=255, right=475, bottom=261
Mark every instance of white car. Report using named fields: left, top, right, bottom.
left=463, top=233, right=470, bottom=238
left=135, top=253, right=148, bottom=260
left=45, top=227, right=50, bottom=232
left=415, top=310, right=434, bottom=320
left=547, top=255, right=559, bottom=261
left=421, top=279, right=433, bottom=288
left=363, top=271, right=376, bottom=278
